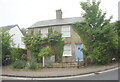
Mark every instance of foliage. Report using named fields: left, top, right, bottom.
left=11, top=47, right=27, bottom=62
left=29, top=62, right=42, bottom=70
left=53, top=40, right=64, bottom=62
left=38, top=48, right=51, bottom=57
left=24, top=34, right=42, bottom=52
left=73, top=0, right=118, bottom=64
left=21, top=28, right=28, bottom=36
left=13, top=60, right=26, bottom=69
left=0, top=28, right=14, bottom=65
left=24, top=28, right=64, bottom=62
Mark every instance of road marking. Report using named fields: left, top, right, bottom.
left=97, top=67, right=119, bottom=74
left=0, top=76, right=32, bottom=80
left=1, top=67, right=119, bottom=80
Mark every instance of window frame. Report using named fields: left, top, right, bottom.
left=41, top=28, right=48, bottom=38
left=63, top=44, right=72, bottom=56
left=61, top=25, right=71, bottom=37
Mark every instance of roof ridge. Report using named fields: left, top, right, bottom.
left=35, top=17, right=83, bottom=23
left=0, top=24, right=18, bottom=28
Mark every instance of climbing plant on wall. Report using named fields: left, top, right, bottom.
left=24, top=28, right=64, bottom=62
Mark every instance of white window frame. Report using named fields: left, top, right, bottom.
left=61, top=25, right=71, bottom=37
left=41, top=28, right=48, bottom=38
left=63, top=44, right=72, bottom=56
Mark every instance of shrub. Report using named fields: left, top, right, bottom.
left=38, top=48, right=51, bottom=57
left=13, top=60, right=26, bottom=69
left=29, top=62, right=42, bottom=70
left=11, top=48, right=27, bottom=62
left=53, top=40, right=64, bottom=62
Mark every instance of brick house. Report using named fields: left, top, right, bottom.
left=28, top=9, right=84, bottom=63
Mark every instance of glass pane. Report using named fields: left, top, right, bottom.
left=41, top=28, right=48, bottom=34
left=64, top=51, right=71, bottom=54
left=64, top=44, right=71, bottom=51
left=62, top=26, right=70, bottom=31
left=62, top=32, right=70, bottom=37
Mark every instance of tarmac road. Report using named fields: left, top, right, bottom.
left=65, top=68, right=119, bottom=80
left=1, top=67, right=119, bottom=80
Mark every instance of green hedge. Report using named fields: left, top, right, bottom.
left=13, top=60, right=26, bottom=69
left=11, top=48, right=27, bottom=62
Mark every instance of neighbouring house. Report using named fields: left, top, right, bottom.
left=28, top=9, right=84, bottom=63
left=1, top=24, right=25, bottom=49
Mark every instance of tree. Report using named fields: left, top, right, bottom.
left=21, top=28, right=28, bottom=36
left=73, top=0, right=118, bottom=64
left=0, top=28, right=14, bottom=65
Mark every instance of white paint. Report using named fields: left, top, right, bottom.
left=9, top=26, right=25, bottom=49
left=63, top=44, right=72, bottom=56
left=61, top=25, right=71, bottom=37
left=97, top=67, right=119, bottom=74
left=41, top=28, right=48, bottom=38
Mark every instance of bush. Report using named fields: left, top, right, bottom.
left=29, top=62, right=42, bottom=70
left=11, top=48, right=27, bottom=62
left=38, top=48, right=51, bottom=57
left=53, top=40, right=64, bottom=62
left=13, top=60, right=26, bottom=69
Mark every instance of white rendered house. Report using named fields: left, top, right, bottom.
left=1, top=24, right=25, bottom=49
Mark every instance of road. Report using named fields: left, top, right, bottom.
left=1, top=68, right=119, bottom=80
left=66, top=68, right=119, bottom=80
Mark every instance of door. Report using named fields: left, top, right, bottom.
left=76, top=44, right=83, bottom=61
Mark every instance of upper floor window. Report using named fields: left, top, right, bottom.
left=61, top=26, right=70, bottom=37
left=41, top=28, right=48, bottom=38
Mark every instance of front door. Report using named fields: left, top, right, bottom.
left=76, top=44, right=83, bottom=61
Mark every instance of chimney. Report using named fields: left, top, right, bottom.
left=56, top=9, right=62, bottom=19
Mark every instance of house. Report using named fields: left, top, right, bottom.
left=1, top=24, right=25, bottom=49
left=28, top=9, right=84, bottom=62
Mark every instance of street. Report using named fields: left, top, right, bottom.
left=1, top=68, right=119, bottom=80
left=66, top=68, right=119, bottom=80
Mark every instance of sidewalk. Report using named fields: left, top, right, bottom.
left=1, top=62, right=118, bottom=78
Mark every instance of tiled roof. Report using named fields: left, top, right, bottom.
left=29, top=17, right=84, bottom=28
left=0, top=24, right=18, bottom=29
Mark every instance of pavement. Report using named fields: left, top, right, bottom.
left=1, top=62, right=119, bottom=78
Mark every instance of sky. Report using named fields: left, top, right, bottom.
left=0, top=0, right=119, bottom=28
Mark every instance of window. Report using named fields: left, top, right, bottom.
left=61, top=26, right=70, bottom=37
left=41, top=28, right=48, bottom=38
left=63, top=44, right=72, bottom=56
left=31, top=30, right=33, bottom=34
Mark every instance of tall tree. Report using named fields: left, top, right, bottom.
left=0, top=28, right=13, bottom=65
left=73, top=0, right=117, bottom=64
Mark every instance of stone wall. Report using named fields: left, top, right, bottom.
left=28, top=25, right=82, bottom=63
left=44, top=55, right=55, bottom=66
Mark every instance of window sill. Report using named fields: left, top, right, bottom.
left=63, top=54, right=72, bottom=57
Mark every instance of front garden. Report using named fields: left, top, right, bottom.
left=1, top=28, right=64, bottom=70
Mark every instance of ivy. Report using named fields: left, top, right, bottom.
left=24, top=28, right=64, bottom=62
